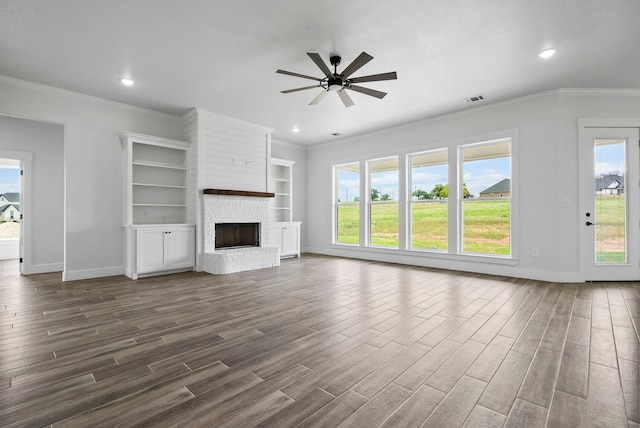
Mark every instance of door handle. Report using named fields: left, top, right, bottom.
left=586, top=221, right=594, bottom=226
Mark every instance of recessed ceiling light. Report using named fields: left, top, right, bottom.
left=119, top=77, right=135, bottom=86
left=537, top=48, right=558, bottom=59
left=292, top=127, right=300, bottom=133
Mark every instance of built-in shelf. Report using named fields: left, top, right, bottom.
left=121, top=132, right=195, bottom=279
left=122, top=132, right=190, bottom=225
left=270, top=158, right=294, bottom=223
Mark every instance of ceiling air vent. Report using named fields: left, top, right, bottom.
left=465, top=94, right=485, bottom=103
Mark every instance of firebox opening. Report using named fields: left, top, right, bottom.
left=215, top=222, right=260, bottom=250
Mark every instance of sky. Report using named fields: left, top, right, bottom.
left=595, top=140, right=624, bottom=177
left=0, top=168, right=20, bottom=194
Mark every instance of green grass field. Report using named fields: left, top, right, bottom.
left=595, top=195, right=625, bottom=263
left=336, top=199, right=511, bottom=255
left=336, top=196, right=627, bottom=261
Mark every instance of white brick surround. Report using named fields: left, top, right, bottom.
left=202, top=194, right=279, bottom=274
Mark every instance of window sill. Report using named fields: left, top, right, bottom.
left=330, top=243, right=519, bottom=266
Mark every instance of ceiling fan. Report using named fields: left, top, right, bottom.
left=276, top=52, right=397, bottom=108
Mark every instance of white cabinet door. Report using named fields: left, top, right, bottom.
left=281, top=225, right=299, bottom=257
left=270, top=222, right=300, bottom=258
left=136, top=228, right=166, bottom=274
left=134, top=225, right=195, bottom=277
left=165, top=227, right=195, bottom=269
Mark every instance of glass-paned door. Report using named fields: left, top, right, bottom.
left=580, top=127, right=640, bottom=280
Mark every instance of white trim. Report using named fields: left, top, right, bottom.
left=62, top=265, right=124, bottom=282
left=0, top=149, right=33, bottom=274
left=578, top=117, right=640, bottom=128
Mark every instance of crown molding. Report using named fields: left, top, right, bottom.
left=0, top=74, right=182, bottom=122
left=309, top=88, right=640, bottom=151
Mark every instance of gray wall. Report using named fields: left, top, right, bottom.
left=0, top=115, right=63, bottom=271
left=304, top=89, right=640, bottom=282
left=0, top=77, right=184, bottom=280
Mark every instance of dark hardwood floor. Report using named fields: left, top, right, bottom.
left=1, top=254, right=638, bottom=427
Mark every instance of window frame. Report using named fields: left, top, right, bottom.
left=333, top=161, right=361, bottom=246
left=408, top=148, right=449, bottom=252
left=330, top=130, right=518, bottom=262
left=458, top=137, right=514, bottom=258
left=367, top=156, right=400, bottom=248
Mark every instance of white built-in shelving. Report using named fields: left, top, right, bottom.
left=121, top=132, right=195, bottom=279
left=270, top=157, right=301, bottom=257
left=270, top=157, right=294, bottom=222
left=123, top=132, right=190, bottom=225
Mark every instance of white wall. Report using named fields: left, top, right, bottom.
left=272, top=139, right=307, bottom=249
left=305, top=89, right=640, bottom=282
left=0, top=115, right=63, bottom=271
left=0, top=77, right=184, bottom=280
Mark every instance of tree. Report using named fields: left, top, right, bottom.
left=462, top=182, right=472, bottom=198
left=370, top=188, right=380, bottom=201
left=353, top=196, right=360, bottom=202
left=412, top=189, right=433, bottom=200
left=380, top=193, right=391, bottom=201
left=430, top=183, right=472, bottom=198
left=431, top=183, right=447, bottom=199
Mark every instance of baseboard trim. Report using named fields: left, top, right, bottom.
left=62, top=265, right=124, bottom=282
left=303, top=247, right=583, bottom=283
left=23, top=262, right=63, bottom=275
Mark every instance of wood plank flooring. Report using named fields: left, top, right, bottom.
left=1, top=254, right=639, bottom=427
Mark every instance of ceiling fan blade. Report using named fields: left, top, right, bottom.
left=338, top=89, right=355, bottom=108
left=349, top=71, right=397, bottom=84
left=345, top=85, right=387, bottom=99
left=281, top=85, right=322, bottom=94
left=341, top=52, right=374, bottom=78
left=276, top=69, right=322, bottom=81
left=309, top=90, right=328, bottom=105
left=307, top=53, right=333, bottom=78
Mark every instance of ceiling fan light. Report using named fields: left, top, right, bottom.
left=537, top=48, right=558, bottom=59
left=119, top=77, right=135, bottom=86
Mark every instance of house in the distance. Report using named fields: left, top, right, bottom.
left=596, top=173, right=624, bottom=195
left=0, top=193, right=20, bottom=222
left=479, top=179, right=511, bottom=198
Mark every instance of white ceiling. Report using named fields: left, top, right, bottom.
left=1, top=0, right=639, bottom=146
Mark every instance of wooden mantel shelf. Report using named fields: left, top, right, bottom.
left=203, top=189, right=275, bottom=198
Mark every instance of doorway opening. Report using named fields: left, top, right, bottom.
left=0, top=158, right=21, bottom=275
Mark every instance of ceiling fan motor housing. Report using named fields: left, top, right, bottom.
left=327, top=76, right=344, bottom=91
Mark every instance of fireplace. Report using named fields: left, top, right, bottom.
left=202, top=191, right=279, bottom=274
left=215, top=223, right=260, bottom=249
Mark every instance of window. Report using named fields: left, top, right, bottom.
left=460, top=139, right=511, bottom=255
left=410, top=150, right=448, bottom=250
left=369, top=157, right=399, bottom=247
left=335, top=162, right=360, bottom=244
left=332, top=133, right=515, bottom=260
